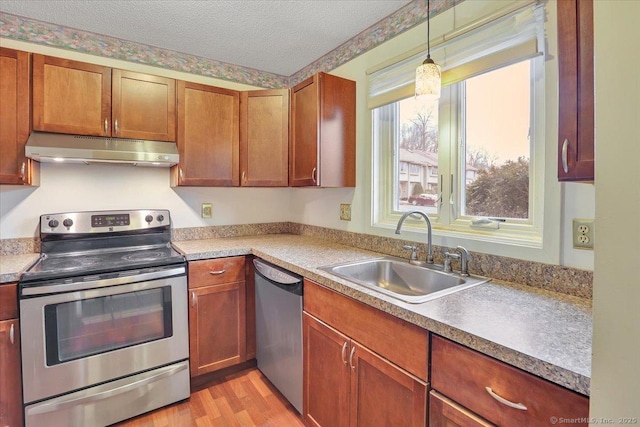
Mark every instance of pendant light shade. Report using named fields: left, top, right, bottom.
left=415, top=57, right=441, bottom=99
left=415, top=0, right=441, bottom=99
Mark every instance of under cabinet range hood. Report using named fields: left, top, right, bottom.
left=25, top=132, right=179, bottom=167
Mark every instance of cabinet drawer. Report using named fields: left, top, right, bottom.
left=430, top=391, right=494, bottom=427
left=304, top=279, right=428, bottom=380
left=188, top=257, right=245, bottom=288
left=431, top=335, right=589, bottom=427
left=0, top=283, right=18, bottom=321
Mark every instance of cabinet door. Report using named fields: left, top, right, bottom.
left=557, top=0, right=594, bottom=181
left=32, top=54, right=111, bottom=136
left=318, top=72, right=356, bottom=188
left=189, top=282, right=246, bottom=377
left=0, top=319, right=22, bottom=427
left=350, top=342, right=427, bottom=427
left=430, top=391, right=494, bottom=427
left=290, top=75, right=319, bottom=186
left=174, top=81, right=239, bottom=186
left=0, top=48, right=34, bottom=185
left=112, top=70, right=176, bottom=142
left=240, top=89, right=289, bottom=186
left=303, top=313, right=350, bottom=427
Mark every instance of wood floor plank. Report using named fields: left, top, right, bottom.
left=117, top=368, right=303, bottom=427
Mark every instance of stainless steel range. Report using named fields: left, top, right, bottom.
left=19, top=209, right=190, bottom=427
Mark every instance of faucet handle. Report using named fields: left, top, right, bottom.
left=402, top=245, right=418, bottom=261
left=456, top=246, right=471, bottom=276
left=444, top=251, right=461, bottom=273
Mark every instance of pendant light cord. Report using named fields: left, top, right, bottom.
left=427, top=0, right=431, bottom=59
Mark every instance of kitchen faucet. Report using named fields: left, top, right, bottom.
left=444, top=246, right=471, bottom=276
left=395, top=210, right=434, bottom=264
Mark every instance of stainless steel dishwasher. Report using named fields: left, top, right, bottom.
left=253, top=258, right=303, bottom=413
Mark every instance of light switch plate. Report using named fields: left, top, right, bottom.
left=201, top=203, right=212, bottom=219
left=340, top=204, right=351, bottom=221
left=572, top=218, right=594, bottom=249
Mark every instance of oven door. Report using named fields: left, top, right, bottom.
left=20, top=272, right=188, bottom=405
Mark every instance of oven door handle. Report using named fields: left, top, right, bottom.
left=27, top=362, right=188, bottom=415
left=21, top=265, right=186, bottom=296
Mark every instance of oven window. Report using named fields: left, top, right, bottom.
left=44, top=287, right=173, bottom=365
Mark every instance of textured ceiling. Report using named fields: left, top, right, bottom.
left=0, top=0, right=413, bottom=76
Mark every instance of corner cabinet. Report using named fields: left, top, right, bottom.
left=303, top=280, right=427, bottom=427
left=430, top=335, right=589, bottom=427
left=188, top=257, right=247, bottom=377
left=290, top=73, right=356, bottom=187
left=32, top=54, right=176, bottom=141
left=172, top=81, right=239, bottom=186
left=240, top=89, right=289, bottom=186
left=0, top=48, right=38, bottom=185
left=557, top=0, right=594, bottom=181
left=0, top=284, right=22, bottom=427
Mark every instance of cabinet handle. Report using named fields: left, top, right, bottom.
left=114, top=118, right=119, bottom=135
left=242, top=171, right=246, bottom=183
left=311, top=167, right=317, bottom=184
left=9, top=323, right=14, bottom=345
left=209, top=270, right=226, bottom=275
left=20, top=161, right=26, bottom=181
left=179, top=168, right=184, bottom=183
left=341, top=342, right=348, bottom=365
left=561, top=138, right=569, bottom=173
left=104, top=118, right=108, bottom=134
left=348, top=346, right=356, bottom=370
left=191, top=291, right=197, bottom=307
left=485, top=387, right=528, bottom=411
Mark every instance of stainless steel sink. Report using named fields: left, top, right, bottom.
left=318, top=257, right=489, bottom=304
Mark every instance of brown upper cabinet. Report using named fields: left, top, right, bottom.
left=240, top=89, right=289, bottom=187
left=290, top=72, right=356, bottom=187
left=32, top=54, right=176, bottom=141
left=172, top=81, right=239, bottom=186
left=0, top=48, right=38, bottom=185
left=557, top=0, right=594, bottom=181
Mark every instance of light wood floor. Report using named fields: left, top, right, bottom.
left=117, top=368, right=305, bottom=427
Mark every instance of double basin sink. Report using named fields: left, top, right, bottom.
left=319, top=256, right=490, bottom=304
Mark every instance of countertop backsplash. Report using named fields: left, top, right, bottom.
left=1, top=221, right=592, bottom=298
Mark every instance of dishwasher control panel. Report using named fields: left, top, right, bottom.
left=254, top=259, right=301, bottom=285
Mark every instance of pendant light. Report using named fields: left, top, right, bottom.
left=415, top=0, right=441, bottom=99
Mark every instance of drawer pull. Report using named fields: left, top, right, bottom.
left=485, top=387, right=527, bottom=411
left=341, top=342, right=348, bottom=365
left=209, top=270, right=226, bottom=275
left=9, top=323, right=14, bottom=345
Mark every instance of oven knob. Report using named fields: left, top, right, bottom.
left=63, top=218, right=74, bottom=228
left=48, top=219, right=59, bottom=228
left=156, top=214, right=165, bottom=222
left=145, top=215, right=154, bottom=223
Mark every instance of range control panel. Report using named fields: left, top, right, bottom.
left=41, top=209, right=171, bottom=234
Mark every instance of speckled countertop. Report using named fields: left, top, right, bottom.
left=0, top=253, right=39, bottom=284
left=173, top=234, right=592, bottom=396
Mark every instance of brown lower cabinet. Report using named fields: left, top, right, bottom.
left=0, top=283, right=22, bottom=427
left=430, top=391, right=494, bottom=427
left=188, top=257, right=247, bottom=377
left=431, top=335, right=589, bottom=427
left=303, top=279, right=427, bottom=427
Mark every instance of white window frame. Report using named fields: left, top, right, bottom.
left=369, top=1, right=561, bottom=264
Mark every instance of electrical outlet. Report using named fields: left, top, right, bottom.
left=573, top=218, right=594, bottom=250
left=201, top=203, right=212, bottom=219
left=340, top=204, right=351, bottom=221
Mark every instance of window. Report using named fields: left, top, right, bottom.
left=370, top=3, right=547, bottom=246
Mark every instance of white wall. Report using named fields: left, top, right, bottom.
left=590, top=0, right=640, bottom=421
left=0, top=163, right=291, bottom=238
left=289, top=0, right=596, bottom=270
